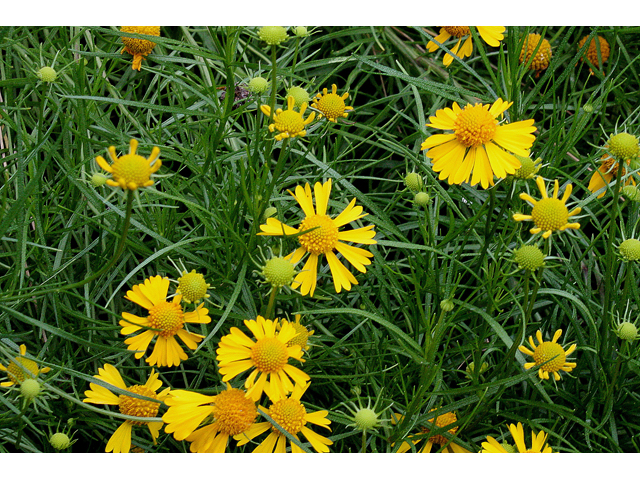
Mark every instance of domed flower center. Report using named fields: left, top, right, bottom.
left=250, top=337, right=288, bottom=373
left=287, top=322, right=312, bottom=349
left=619, top=238, right=640, bottom=261
left=121, top=26, right=159, bottom=54
left=315, top=94, right=347, bottom=120
left=178, top=271, right=209, bottom=303
left=7, top=357, right=39, bottom=384
left=608, top=132, right=640, bottom=160
left=119, top=385, right=159, bottom=424
left=533, top=342, right=566, bottom=372
left=148, top=301, right=184, bottom=337
left=453, top=104, right=497, bottom=147
left=275, top=110, right=305, bottom=135
left=262, top=257, right=296, bottom=288
left=112, top=154, right=153, bottom=190
left=530, top=198, right=569, bottom=232
left=354, top=408, right=379, bottom=430
left=442, top=26, right=471, bottom=37
left=424, top=410, right=458, bottom=446
left=212, top=388, right=258, bottom=435
left=298, top=214, right=339, bottom=255
left=268, top=397, right=306, bottom=434
left=514, top=245, right=545, bottom=271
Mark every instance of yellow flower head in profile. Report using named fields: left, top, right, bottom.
left=578, top=35, right=610, bottom=73
left=83, top=364, right=170, bottom=453
left=236, top=382, right=333, bottom=453
left=519, top=33, right=552, bottom=77
left=513, top=177, right=581, bottom=239
left=588, top=133, right=640, bottom=198
left=0, top=344, right=51, bottom=387
left=216, top=316, right=310, bottom=402
left=119, top=275, right=211, bottom=367
left=258, top=179, right=377, bottom=297
left=427, top=26, right=505, bottom=66
left=120, top=26, right=160, bottom=71
left=163, top=384, right=257, bottom=453
left=311, top=84, right=354, bottom=123
left=519, top=329, right=577, bottom=381
left=96, top=139, right=161, bottom=191
left=421, top=99, right=537, bottom=189
left=392, top=409, right=470, bottom=453
left=480, top=422, right=553, bottom=453
left=260, top=95, right=316, bottom=141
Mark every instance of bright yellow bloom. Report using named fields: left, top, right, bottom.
left=513, top=176, right=581, bottom=239
left=519, top=329, right=577, bottom=381
left=236, top=382, right=332, bottom=453
left=427, top=26, right=505, bottom=66
left=83, top=364, right=169, bottom=453
left=258, top=179, right=376, bottom=297
left=163, top=384, right=257, bottom=453
left=392, top=410, right=470, bottom=453
left=481, top=422, right=553, bottom=453
left=311, top=84, right=353, bottom=122
left=120, top=26, right=160, bottom=71
left=0, top=344, right=50, bottom=387
left=519, top=33, right=552, bottom=77
left=578, top=35, right=610, bottom=73
left=96, top=138, right=161, bottom=191
left=119, top=275, right=211, bottom=367
left=282, top=314, right=314, bottom=351
left=216, top=316, right=310, bottom=402
left=421, top=99, right=536, bottom=189
left=260, top=95, right=316, bottom=141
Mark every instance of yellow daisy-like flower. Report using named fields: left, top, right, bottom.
left=119, top=275, right=211, bottom=367
left=519, top=329, right=577, bottom=381
left=282, top=314, right=314, bottom=351
left=236, top=382, right=332, bottom=453
left=120, top=26, right=160, bottom=71
left=83, top=364, right=170, bottom=453
left=258, top=179, right=377, bottom=297
left=512, top=176, right=581, bottom=239
left=216, top=316, right=310, bottom=402
left=260, top=95, right=316, bottom=141
left=480, top=422, right=553, bottom=453
left=421, top=99, right=537, bottom=189
left=393, top=410, right=470, bottom=453
left=163, top=384, right=257, bottom=453
left=176, top=269, right=210, bottom=304
left=96, top=138, right=161, bottom=191
left=578, top=35, right=610, bottom=73
left=0, top=344, right=51, bottom=387
left=427, top=26, right=505, bottom=67
left=519, top=33, right=552, bottom=77
left=311, top=84, right=354, bottom=122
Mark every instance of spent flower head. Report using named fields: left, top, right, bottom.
left=519, top=33, right=552, bottom=77
left=578, top=35, right=610, bottom=73
left=120, top=26, right=160, bottom=71
left=176, top=269, right=210, bottom=303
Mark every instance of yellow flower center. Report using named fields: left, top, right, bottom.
left=453, top=104, right=497, bottom=148
left=530, top=198, right=569, bottom=232
left=177, top=270, right=209, bottom=303
left=7, top=357, right=39, bottom=384
left=532, top=342, right=566, bottom=373
left=298, top=214, right=339, bottom=255
left=121, top=26, right=160, bottom=55
left=314, top=93, right=348, bottom=120
left=268, top=397, right=307, bottom=435
left=119, top=385, right=160, bottom=425
left=608, top=133, right=640, bottom=160
left=423, top=410, right=458, bottom=446
left=111, top=154, right=154, bottom=190
left=212, top=388, right=258, bottom=436
left=148, top=301, right=185, bottom=337
left=443, top=27, right=471, bottom=37
left=250, top=337, right=288, bottom=373
left=275, top=110, right=306, bottom=136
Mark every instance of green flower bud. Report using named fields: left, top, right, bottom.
left=20, top=378, right=41, bottom=399
left=248, top=76, right=270, bottom=94
left=622, top=185, right=640, bottom=202
left=608, top=132, right=639, bottom=160
left=404, top=172, right=423, bottom=192
left=37, top=66, right=57, bottom=83
left=91, top=172, right=108, bottom=187
left=258, top=26, right=289, bottom=46
left=414, top=192, right=430, bottom=207
left=513, top=245, right=545, bottom=271
left=616, top=321, right=638, bottom=341
left=619, top=238, right=640, bottom=261
left=293, top=26, right=309, bottom=38
left=262, top=256, right=295, bottom=288
left=440, top=298, right=455, bottom=312
left=287, top=86, right=311, bottom=108
left=50, top=432, right=72, bottom=450
left=354, top=407, right=380, bottom=431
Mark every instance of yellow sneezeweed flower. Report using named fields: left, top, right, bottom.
left=120, top=26, right=160, bottom=71
left=216, top=316, right=310, bottom=402
left=480, top=422, right=553, bottom=453
left=281, top=314, right=314, bottom=351
left=258, top=179, right=377, bottom=297
left=588, top=133, right=640, bottom=198
left=427, top=26, right=505, bottom=66
left=0, top=344, right=50, bottom=387
left=519, top=33, right=552, bottom=77
left=578, top=35, right=610, bottom=74
left=392, top=410, right=470, bottom=453
left=119, top=275, right=211, bottom=367
left=513, top=176, right=581, bottom=239
left=260, top=95, right=316, bottom=141
left=311, top=84, right=354, bottom=122
left=96, top=139, right=161, bottom=191
left=421, top=99, right=537, bottom=189
left=163, top=384, right=257, bottom=453
left=519, top=329, right=577, bottom=381
left=236, top=382, right=332, bottom=453
left=83, top=364, right=170, bottom=453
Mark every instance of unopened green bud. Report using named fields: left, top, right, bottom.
left=20, top=378, right=41, bottom=399
left=50, top=432, right=72, bottom=450
left=404, top=172, right=423, bottom=192
left=414, top=192, right=430, bottom=207
left=37, top=66, right=57, bottom=83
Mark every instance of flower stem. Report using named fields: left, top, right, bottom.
left=265, top=286, right=278, bottom=319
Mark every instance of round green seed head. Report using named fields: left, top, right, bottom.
left=616, top=321, right=638, bottom=341
left=248, top=76, right=270, bottom=94
left=622, top=185, right=640, bottom=202
left=91, top=172, right=108, bottom=187
left=50, top=432, right=72, bottom=450
left=354, top=407, right=379, bottom=430
left=262, top=256, right=295, bottom=288
left=514, top=245, right=545, bottom=271
left=258, top=26, right=289, bottom=46
left=287, top=86, right=311, bottom=108
left=37, top=66, right=57, bottom=83
left=262, top=206, right=277, bottom=221
left=619, top=238, right=640, bottom=261
left=501, top=442, right=517, bottom=453
left=293, top=26, right=309, bottom=38
left=608, top=132, right=640, bottom=160
left=404, top=172, right=423, bottom=192
left=414, top=192, right=430, bottom=207
left=513, top=155, right=541, bottom=180
left=583, top=104, right=594, bottom=113
left=440, top=299, right=455, bottom=312
left=20, top=378, right=41, bottom=399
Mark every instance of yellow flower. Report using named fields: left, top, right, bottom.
left=236, top=382, right=332, bottom=453
left=578, top=35, right=610, bottom=73
left=282, top=314, right=314, bottom=351
left=519, top=329, right=577, bottom=381
left=163, top=384, right=257, bottom=452
left=216, top=316, right=310, bottom=402
left=392, top=410, right=470, bottom=453
left=513, top=176, right=581, bottom=239
left=311, top=84, right=354, bottom=122
left=427, top=26, right=505, bottom=66
left=258, top=179, right=377, bottom=297
left=519, top=33, right=552, bottom=77
left=421, top=99, right=537, bottom=189
left=120, top=26, right=160, bottom=71
left=119, top=275, right=211, bottom=367
left=0, top=344, right=50, bottom=387
left=83, top=364, right=170, bottom=453
left=95, top=138, right=161, bottom=191
left=480, top=422, right=553, bottom=453
left=176, top=269, right=210, bottom=304
left=260, top=95, right=316, bottom=141
left=588, top=133, right=640, bottom=198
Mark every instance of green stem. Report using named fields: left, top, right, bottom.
left=268, top=45, right=278, bottom=121
left=265, top=286, right=278, bottom=320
